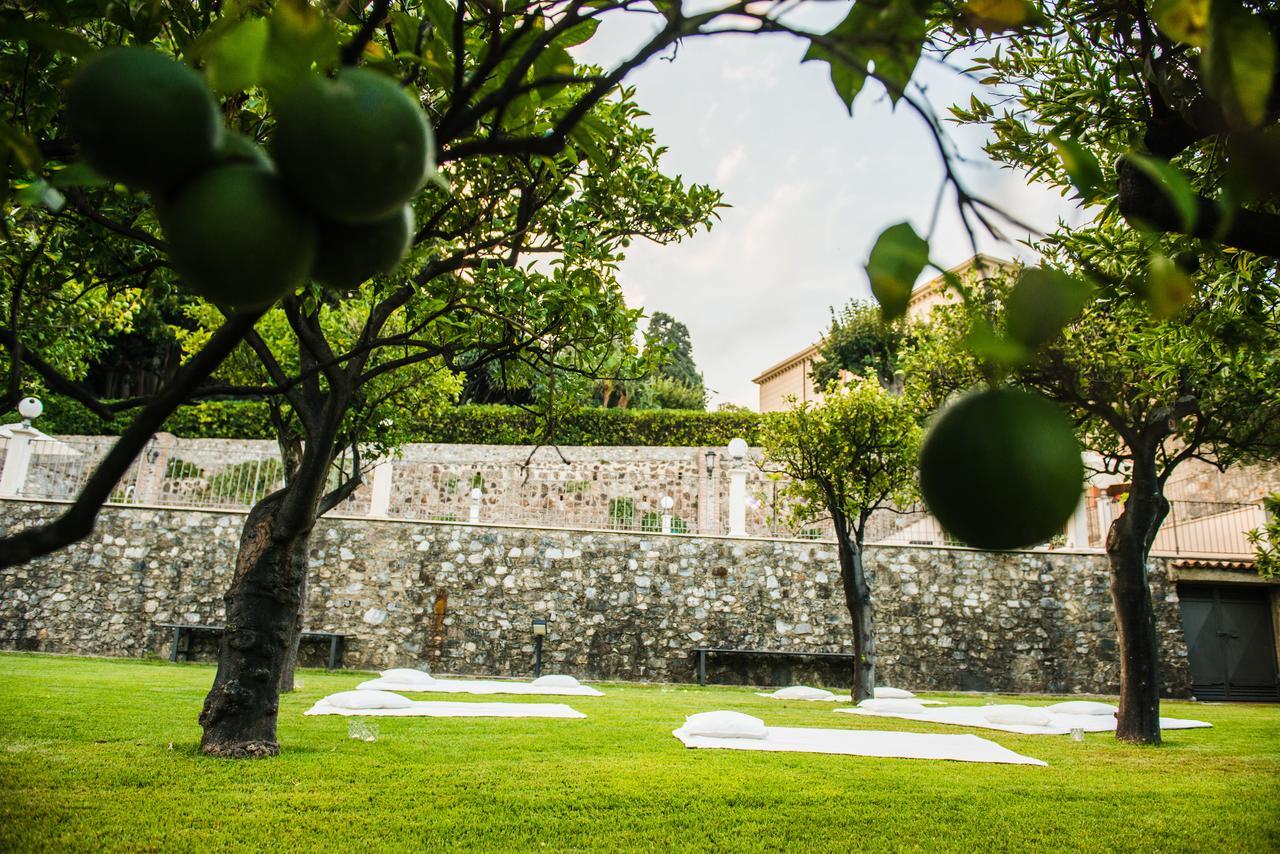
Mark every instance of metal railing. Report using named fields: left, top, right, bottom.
left=0, top=433, right=1267, bottom=557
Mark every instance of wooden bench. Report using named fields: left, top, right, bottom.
left=158, top=623, right=351, bottom=671
left=690, top=646, right=855, bottom=686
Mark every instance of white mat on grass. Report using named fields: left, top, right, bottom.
left=754, top=691, right=944, bottom=705
left=305, top=700, right=587, bottom=718
left=673, top=726, right=1046, bottom=766
left=835, top=705, right=1212, bottom=735
left=357, top=677, right=604, bottom=697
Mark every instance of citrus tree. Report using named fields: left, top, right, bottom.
left=902, top=247, right=1280, bottom=744
left=758, top=377, right=921, bottom=701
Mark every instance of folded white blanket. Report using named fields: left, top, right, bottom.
left=356, top=677, right=604, bottom=697
left=673, top=726, right=1046, bottom=766
left=305, top=700, right=587, bottom=718
left=835, top=705, right=1212, bottom=735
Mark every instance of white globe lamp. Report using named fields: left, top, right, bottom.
left=727, top=437, right=749, bottom=461
left=18, top=396, right=43, bottom=424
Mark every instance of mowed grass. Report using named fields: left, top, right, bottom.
left=0, top=654, right=1277, bottom=852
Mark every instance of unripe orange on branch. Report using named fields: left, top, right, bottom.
left=66, top=47, right=222, bottom=193
left=920, top=388, right=1083, bottom=550
left=160, top=165, right=316, bottom=309
left=313, top=205, right=415, bottom=292
left=271, top=69, right=435, bottom=223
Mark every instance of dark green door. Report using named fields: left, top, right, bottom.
left=1179, top=585, right=1279, bottom=702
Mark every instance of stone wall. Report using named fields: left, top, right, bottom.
left=0, top=498, right=1191, bottom=695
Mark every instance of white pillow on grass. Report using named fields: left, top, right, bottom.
left=381, top=668, right=434, bottom=685
left=325, top=690, right=413, bottom=710
left=856, top=698, right=927, bottom=714
left=983, top=705, right=1053, bottom=727
left=683, top=711, right=768, bottom=739
left=1046, top=700, right=1117, bottom=716
left=772, top=686, right=835, bottom=701
left=873, top=687, right=915, bottom=699
left=532, top=675, right=580, bottom=687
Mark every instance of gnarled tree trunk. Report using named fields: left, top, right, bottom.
left=277, top=556, right=309, bottom=693
left=833, top=514, right=875, bottom=702
left=1105, top=450, right=1169, bottom=744
left=198, top=493, right=314, bottom=757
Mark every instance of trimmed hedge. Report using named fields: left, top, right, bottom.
left=12, top=397, right=762, bottom=446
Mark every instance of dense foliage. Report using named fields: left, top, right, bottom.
left=7, top=395, right=762, bottom=446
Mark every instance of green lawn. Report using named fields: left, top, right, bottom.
left=0, top=654, right=1277, bottom=852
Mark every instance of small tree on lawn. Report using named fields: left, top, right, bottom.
left=759, top=377, right=921, bottom=701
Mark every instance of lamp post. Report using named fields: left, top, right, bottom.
left=469, top=486, right=482, bottom=524
left=727, top=437, right=748, bottom=537
left=0, top=397, right=42, bottom=498
left=660, top=495, right=674, bottom=534
left=531, top=617, right=548, bottom=677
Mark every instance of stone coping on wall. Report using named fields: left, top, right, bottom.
left=1, top=495, right=1114, bottom=557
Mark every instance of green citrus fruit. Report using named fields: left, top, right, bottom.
left=919, top=388, right=1083, bottom=550
left=66, top=47, right=222, bottom=193
left=216, top=132, right=274, bottom=172
left=160, top=165, right=316, bottom=309
left=271, top=69, right=434, bottom=223
left=313, top=204, right=414, bottom=292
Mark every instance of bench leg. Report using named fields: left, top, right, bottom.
left=697, top=650, right=706, bottom=686
left=169, top=627, right=181, bottom=663
left=328, top=635, right=339, bottom=671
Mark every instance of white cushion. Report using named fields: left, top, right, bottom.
left=682, top=710, right=768, bottom=739
left=983, top=705, right=1053, bottom=727
left=856, top=698, right=927, bottom=714
left=381, top=668, right=433, bottom=685
left=873, top=686, right=915, bottom=699
left=531, top=675, right=580, bottom=687
left=1046, top=700, right=1117, bottom=716
left=325, top=690, right=413, bottom=710
left=772, top=686, right=835, bottom=701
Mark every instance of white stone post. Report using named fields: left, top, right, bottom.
left=368, top=459, right=394, bottom=517
left=660, top=495, right=674, bottom=534
left=727, top=437, right=749, bottom=538
left=0, top=423, right=36, bottom=498
left=469, top=487, right=482, bottom=524
left=0, top=397, right=43, bottom=499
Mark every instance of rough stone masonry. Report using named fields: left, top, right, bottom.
left=0, top=499, right=1191, bottom=695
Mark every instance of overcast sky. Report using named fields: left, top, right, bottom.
left=572, top=5, right=1083, bottom=410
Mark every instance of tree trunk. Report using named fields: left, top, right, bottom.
left=276, top=545, right=310, bottom=693
left=198, top=495, right=312, bottom=757
left=834, top=520, right=875, bottom=702
left=1105, top=450, right=1169, bottom=745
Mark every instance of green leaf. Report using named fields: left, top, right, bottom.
left=1144, top=253, right=1195, bottom=318
left=865, top=222, right=929, bottom=322
left=0, top=19, right=93, bottom=57
left=1203, top=0, right=1276, bottom=128
left=206, top=17, right=269, bottom=95
left=1005, top=267, right=1093, bottom=350
left=965, top=317, right=1029, bottom=366
left=802, top=0, right=928, bottom=112
left=262, top=0, right=339, bottom=93
left=1124, top=153, right=1199, bottom=232
left=47, top=161, right=108, bottom=189
left=961, top=0, right=1039, bottom=34
left=0, top=119, right=42, bottom=173
left=1151, top=0, right=1210, bottom=46
left=555, top=17, right=600, bottom=48
left=1049, top=136, right=1104, bottom=202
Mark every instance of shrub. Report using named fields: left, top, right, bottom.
left=16, top=397, right=763, bottom=447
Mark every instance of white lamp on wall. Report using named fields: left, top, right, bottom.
left=726, top=437, right=749, bottom=537
left=660, top=495, right=674, bottom=534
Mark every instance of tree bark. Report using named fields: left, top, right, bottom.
left=198, top=494, right=312, bottom=757
left=276, top=545, right=310, bottom=693
left=1105, top=448, right=1169, bottom=745
left=833, top=517, right=875, bottom=702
